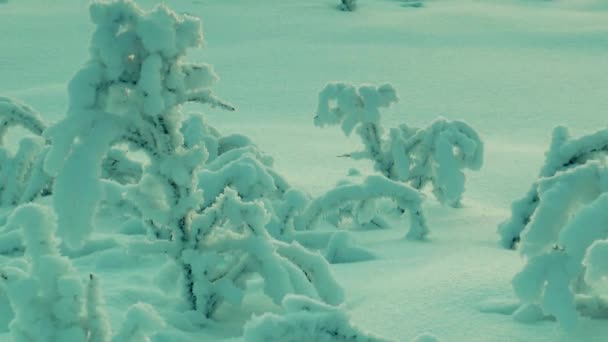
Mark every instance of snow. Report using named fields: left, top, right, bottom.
left=2, top=0, right=608, bottom=341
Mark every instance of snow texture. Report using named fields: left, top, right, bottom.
left=243, top=294, right=390, bottom=342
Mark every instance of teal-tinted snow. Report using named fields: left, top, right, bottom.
left=584, top=239, right=608, bottom=285
left=1, top=204, right=88, bottom=341
left=85, top=275, right=112, bottom=342
left=112, top=303, right=164, bottom=342
left=4, top=0, right=608, bottom=341
left=508, top=157, right=608, bottom=328
left=243, top=294, right=389, bottom=342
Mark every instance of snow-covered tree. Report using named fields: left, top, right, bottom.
left=0, top=97, right=51, bottom=207
left=243, top=294, right=390, bottom=342
left=149, top=188, right=345, bottom=318
left=0, top=204, right=109, bottom=341
left=499, top=126, right=608, bottom=249
left=315, top=82, right=483, bottom=208
left=500, top=127, right=608, bottom=329
left=39, top=0, right=343, bottom=319
left=0, top=203, right=165, bottom=341
left=339, top=0, right=357, bottom=11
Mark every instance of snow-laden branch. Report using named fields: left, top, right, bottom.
left=182, top=188, right=343, bottom=318
left=294, top=175, right=428, bottom=240
left=244, top=295, right=390, bottom=342
left=499, top=126, right=608, bottom=249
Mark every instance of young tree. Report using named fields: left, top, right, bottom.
left=501, top=127, right=608, bottom=329
left=40, top=0, right=343, bottom=319
left=499, top=126, right=608, bottom=249
left=0, top=204, right=111, bottom=341
left=315, top=82, right=483, bottom=209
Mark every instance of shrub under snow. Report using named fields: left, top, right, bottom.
left=38, top=0, right=344, bottom=320
left=0, top=204, right=110, bottom=341
left=243, top=294, right=389, bottom=342
left=500, top=127, right=608, bottom=329
left=315, top=82, right=483, bottom=208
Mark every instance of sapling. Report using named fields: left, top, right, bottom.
left=315, top=82, right=483, bottom=208
left=499, top=127, right=608, bottom=329
left=42, top=0, right=343, bottom=319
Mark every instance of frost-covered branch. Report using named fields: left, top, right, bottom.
left=499, top=126, right=608, bottom=249
left=294, top=175, right=428, bottom=240
left=244, top=295, right=390, bottom=342
left=507, top=159, right=608, bottom=329
left=0, top=97, right=51, bottom=207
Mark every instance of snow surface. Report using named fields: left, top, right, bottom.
left=2, top=0, right=608, bottom=341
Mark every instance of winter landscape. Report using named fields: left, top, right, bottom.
left=1, top=0, right=608, bottom=341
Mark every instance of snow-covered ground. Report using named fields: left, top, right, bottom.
left=2, top=0, right=608, bottom=341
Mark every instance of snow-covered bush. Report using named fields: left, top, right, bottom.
left=339, top=0, right=357, bottom=11
left=161, top=188, right=344, bottom=317
left=0, top=97, right=51, bottom=207
left=243, top=294, right=389, bottom=342
left=39, top=0, right=343, bottom=319
left=500, top=127, right=608, bottom=329
left=499, top=126, right=608, bottom=249
left=0, top=204, right=110, bottom=341
left=315, top=82, right=483, bottom=208
left=0, top=204, right=164, bottom=341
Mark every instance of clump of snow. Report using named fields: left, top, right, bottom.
left=243, top=294, right=390, bottom=342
